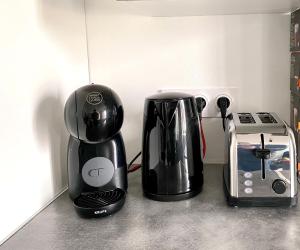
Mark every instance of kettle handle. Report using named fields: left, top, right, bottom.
left=199, top=118, right=206, bottom=159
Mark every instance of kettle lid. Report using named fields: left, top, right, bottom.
left=147, top=92, right=193, bottom=101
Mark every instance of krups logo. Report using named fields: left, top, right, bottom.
left=94, top=210, right=107, bottom=215
left=86, top=92, right=103, bottom=105
left=82, top=157, right=115, bottom=187
left=88, top=168, right=103, bottom=177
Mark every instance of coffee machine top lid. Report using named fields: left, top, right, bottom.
left=64, top=84, right=124, bottom=143
left=147, top=92, right=193, bottom=101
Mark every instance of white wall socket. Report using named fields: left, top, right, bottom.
left=159, top=87, right=239, bottom=118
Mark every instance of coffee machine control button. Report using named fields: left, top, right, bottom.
left=272, top=179, right=286, bottom=194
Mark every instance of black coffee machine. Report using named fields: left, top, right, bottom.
left=64, top=84, right=127, bottom=217
left=142, top=92, right=204, bottom=201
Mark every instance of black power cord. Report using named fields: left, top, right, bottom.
left=195, top=96, right=207, bottom=158
left=217, top=96, right=230, bottom=131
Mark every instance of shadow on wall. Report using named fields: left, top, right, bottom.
left=30, top=0, right=87, bottom=194
left=33, top=92, right=68, bottom=194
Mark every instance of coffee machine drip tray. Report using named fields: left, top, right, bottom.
left=73, top=189, right=126, bottom=217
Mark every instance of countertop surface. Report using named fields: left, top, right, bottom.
left=2, top=164, right=300, bottom=250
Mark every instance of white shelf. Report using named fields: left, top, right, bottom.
left=93, top=0, right=300, bottom=16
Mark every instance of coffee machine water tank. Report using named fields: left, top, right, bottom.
left=142, top=92, right=204, bottom=201
left=64, top=84, right=127, bottom=217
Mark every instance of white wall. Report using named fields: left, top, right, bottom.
left=0, top=0, right=88, bottom=244
left=85, top=0, right=290, bottom=164
left=0, top=0, right=292, bottom=243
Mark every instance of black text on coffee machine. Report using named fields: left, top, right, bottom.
left=64, top=84, right=127, bottom=217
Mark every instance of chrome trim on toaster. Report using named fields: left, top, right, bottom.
left=285, top=122, right=297, bottom=197
left=228, top=119, right=238, bottom=197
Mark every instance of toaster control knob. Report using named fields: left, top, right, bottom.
left=272, top=179, right=286, bottom=194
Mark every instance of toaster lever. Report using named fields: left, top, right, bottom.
left=255, top=149, right=271, bottom=159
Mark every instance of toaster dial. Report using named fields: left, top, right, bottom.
left=272, top=179, right=287, bottom=194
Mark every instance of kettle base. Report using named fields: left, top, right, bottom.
left=144, top=188, right=202, bottom=202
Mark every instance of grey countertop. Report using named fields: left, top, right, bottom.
left=2, top=164, right=300, bottom=250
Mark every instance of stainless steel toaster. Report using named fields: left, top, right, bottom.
left=223, top=112, right=297, bottom=207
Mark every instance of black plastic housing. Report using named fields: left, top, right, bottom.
left=142, top=92, right=204, bottom=201
left=64, top=84, right=127, bottom=217
left=67, top=134, right=127, bottom=200
left=64, top=84, right=124, bottom=143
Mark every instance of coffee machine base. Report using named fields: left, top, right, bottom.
left=73, top=189, right=126, bottom=217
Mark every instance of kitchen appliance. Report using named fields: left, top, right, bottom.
left=224, top=112, right=297, bottom=207
left=142, top=92, right=204, bottom=201
left=64, top=84, right=127, bottom=217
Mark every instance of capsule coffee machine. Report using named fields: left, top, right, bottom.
left=64, top=84, right=127, bottom=217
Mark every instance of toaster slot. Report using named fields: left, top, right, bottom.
left=254, top=134, right=270, bottom=180
left=257, top=113, right=278, bottom=124
left=260, top=134, right=266, bottom=179
left=238, top=113, right=255, bottom=124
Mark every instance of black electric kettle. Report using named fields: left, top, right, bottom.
left=142, top=92, right=204, bottom=201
